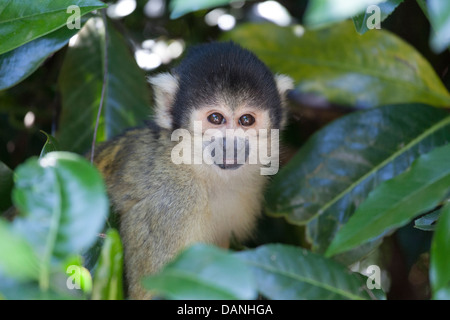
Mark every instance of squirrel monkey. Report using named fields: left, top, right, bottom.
left=93, top=42, right=293, bottom=299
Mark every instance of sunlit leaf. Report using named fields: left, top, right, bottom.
left=0, top=0, right=106, bottom=55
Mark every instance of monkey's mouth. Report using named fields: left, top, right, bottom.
left=215, top=160, right=243, bottom=170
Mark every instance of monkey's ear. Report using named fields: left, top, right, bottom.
left=148, top=72, right=179, bottom=129
left=274, top=74, right=294, bottom=127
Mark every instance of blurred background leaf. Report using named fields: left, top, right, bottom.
left=0, top=161, right=13, bottom=212
left=223, top=22, right=450, bottom=109
left=427, top=0, right=450, bottom=53
left=57, top=17, right=151, bottom=154
left=352, top=0, right=404, bottom=35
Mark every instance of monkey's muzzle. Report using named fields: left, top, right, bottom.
left=211, top=137, right=250, bottom=170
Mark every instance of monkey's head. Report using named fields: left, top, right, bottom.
left=149, top=41, right=293, bottom=175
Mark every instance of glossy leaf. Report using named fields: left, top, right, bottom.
left=91, top=229, right=124, bottom=300
left=142, top=244, right=256, bottom=300
left=169, top=0, right=235, bottom=19
left=58, top=18, right=150, bottom=154
left=0, top=161, right=13, bottom=212
left=427, top=0, right=450, bottom=53
left=223, top=22, right=450, bottom=108
left=0, top=0, right=106, bottom=55
left=39, top=131, right=60, bottom=159
left=326, top=143, right=450, bottom=257
left=0, top=18, right=89, bottom=90
left=304, top=0, right=386, bottom=29
left=12, top=152, right=108, bottom=288
left=264, top=104, right=450, bottom=262
left=430, top=202, right=450, bottom=299
left=237, top=244, right=384, bottom=300
left=352, top=0, right=404, bottom=35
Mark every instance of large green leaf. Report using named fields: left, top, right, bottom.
left=427, top=0, right=450, bottom=53
left=223, top=22, right=450, bottom=108
left=11, top=152, right=108, bottom=289
left=58, top=18, right=151, bottom=154
left=236, top=244, right=384, bottom=300
left=91, top=229, right=124, bottom=300
left=0, top=0, right=106, bottom=55
left=430, top=202, right=450, bottom=300
left=0, top=17, right=90, bottom=90
left=352, top=0, right=404, bottom=35
left=326, top=143, right=450, bottom=257
left=265, top=104, right=450, bottom=261
left=142, top=244, right=256, bottom=300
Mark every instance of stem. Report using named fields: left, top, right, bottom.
left=90, top=9, right=109, bottom=164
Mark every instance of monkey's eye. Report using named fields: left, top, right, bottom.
left=239, top=114, right=255, bottom=126
left=208, top=113, right=225, bottom=125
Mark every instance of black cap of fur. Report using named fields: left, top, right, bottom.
left=171, top=41, right=282, bottom=130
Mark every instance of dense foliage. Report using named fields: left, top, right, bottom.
left=0, top=0, right=449, bottom=300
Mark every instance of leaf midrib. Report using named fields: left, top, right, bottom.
left=288, top=114, right=450, bottom=223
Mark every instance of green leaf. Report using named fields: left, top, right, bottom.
left=142, top=244, right=256, bottom=300
left=169, top=0, right=236, bottom=19
left=91, top=229, right=124, bottom=300
left=39, top=131, right=60, bottom=159
left=352, top=0, right=404, bottom=35
left=264, top=104, right=450, bottom=262
left=57, top=17, right=151, bottom=154
left=414, top=208, right=441, bottom=231
left=326, top=143, right=450, bottom=257
left=427, top=0, right=450, bottom=53
left=237, top=244, right=384, bottom=300
left=304, top=0, right=386, bottom=29
left=0, top=220, right=39, bottom=281
left=223, top=22, right=450, bottom=108
left=12, top=151, right=108, bottom=289
left=0, top=161, right=13, bottom=212
left=0, top=0, right=106, bottom=55
left=0, top=17, right=89, bottom=90
left=430, top=202, right=450, bottom=299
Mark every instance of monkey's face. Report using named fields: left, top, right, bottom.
left=185, top=102, right=281, bottom=174
left=150, top=42, right=293, bottom=175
